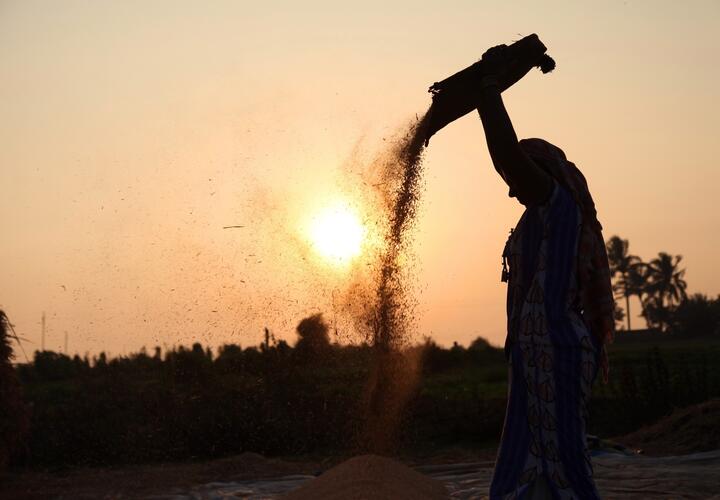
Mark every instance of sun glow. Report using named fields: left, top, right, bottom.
left=309, top=203, right=366, bottom=264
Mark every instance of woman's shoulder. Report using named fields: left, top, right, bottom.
left=542, top=179, right=577, bottom=209
left=537, top=180, right=581, bottom=229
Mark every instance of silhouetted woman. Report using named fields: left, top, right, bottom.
left=477, top=46, right=615, bottom=500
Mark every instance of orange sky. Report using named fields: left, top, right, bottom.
left=2, top=0, right=719, bottom=357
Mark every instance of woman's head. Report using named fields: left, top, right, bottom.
left=518, top=138, right=597, bottom=226
left=495, top=166, right=520, bottom=201
left=495, top=138, right=562, bottom=205
left=518, top=138, right=568, bottom=176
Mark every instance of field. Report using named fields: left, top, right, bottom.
left=10, top=334, right=720, bottom=468
left=414, top=336, right=720, bottom=448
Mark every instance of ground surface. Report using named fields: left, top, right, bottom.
left=3, top=401, right=720, bottom=499
left=5, top=449, right=719, bottom=499
left=0, top=452, right=330, bottom=499
left=4, top=448, right=720, bottom=499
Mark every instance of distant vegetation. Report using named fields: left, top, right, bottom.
left=607, top=235, right=720, bottom=335
left=7, top=326, right=720, bottom=468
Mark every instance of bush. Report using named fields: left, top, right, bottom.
left=672, top=294, right=720, bottom=337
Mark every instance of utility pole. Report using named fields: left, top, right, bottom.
left=41, top=311, right=46, bottom=352
left=64, top=331, right=68, bottom=354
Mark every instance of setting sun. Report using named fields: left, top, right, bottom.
left=309, top=203, right=366, bottom=264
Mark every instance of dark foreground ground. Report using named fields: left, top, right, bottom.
left=3, top=399, right=719, bottom=499
left=4, top=448, right=720, bottom=499
left=1, top=447, right=495, bottom=499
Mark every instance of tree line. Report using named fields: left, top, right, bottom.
left=2, top=311, right=506, bottom=467
left=606, top=235, right=720, bottom=336
left=2, top=304, right=719, bottom=469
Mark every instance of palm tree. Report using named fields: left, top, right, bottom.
left=643, top=252, right=688, bottom=331
left=606, top=236, right=644, bottom=330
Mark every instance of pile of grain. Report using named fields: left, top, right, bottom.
left=616, top=399, right=720, bottom=455
left=283, top=454, right=448, bottom=500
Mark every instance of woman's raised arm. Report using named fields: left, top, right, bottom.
left=476, top=46, right=552, bottom=205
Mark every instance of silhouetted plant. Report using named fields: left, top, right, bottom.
left=607, top=236, right=644, bottom=330
left=468, top=336, right=492, bottom=351
left=613, top=301, right=626, bottom=329
left=294, top=313, right=330, bottom=361
left=642, top=252, right=688, bottom=331
left=215, top=343, right=243, bottom=374
left=0, top=311, right=30, bottom=469
left=671, top=294, right=720, bottom=337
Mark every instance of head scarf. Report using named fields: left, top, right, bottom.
left=519, top=138, right=615, bottom=382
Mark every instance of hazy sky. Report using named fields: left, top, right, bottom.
left=2, top=0, right=719, bottom=357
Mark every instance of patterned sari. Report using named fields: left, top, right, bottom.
left=489, top=181, right=602, bottom=500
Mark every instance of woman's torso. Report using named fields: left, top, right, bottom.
left=504, top=182, right=596, bottom=353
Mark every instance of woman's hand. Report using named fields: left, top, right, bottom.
left=481, top=42, right=538, bottom=92
left=481, top=44, right=510, bottom=80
